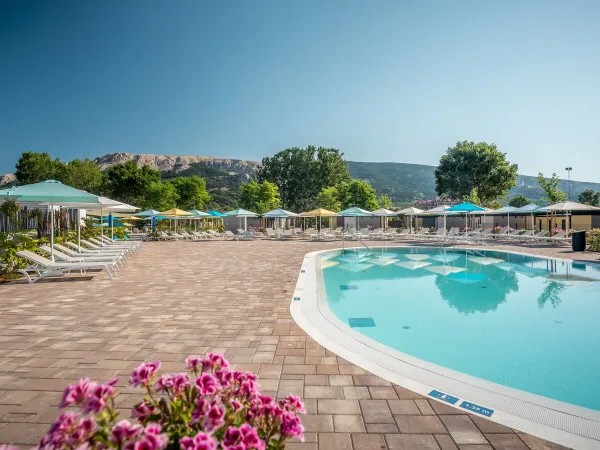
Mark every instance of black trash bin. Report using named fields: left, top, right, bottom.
left=572, top=230, right=586, bottom=251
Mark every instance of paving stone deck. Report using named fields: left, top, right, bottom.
left=1, top=239, right=593, bottom=447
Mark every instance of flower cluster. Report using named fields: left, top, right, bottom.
left=35, top=353, right=305, bottom=450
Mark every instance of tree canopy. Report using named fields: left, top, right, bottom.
left=338, top=179, right=379, bottom=210
left=257, top=146, right=350, bottom=212
left=435, top=141, right=518, bottom=206
left=508, top=195, right=530, bottom=208
left=377, top=194, right=393, bottom=210
left=315, top=186, right=342, bottom=212
left=167, top=176, right=211, bottom=211
left=106, top=161, right=161, bottom=205
left=15, top=152, right=106, bottom=194
left=537, top=173, right=567, bottom=204
left=239, top=180, right=281, bottom=214
left=578, top=189, right=600, bottom=206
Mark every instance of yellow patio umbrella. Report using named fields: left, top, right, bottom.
left=158, top=208, right=193, bottom=233
left=115, top=214, right=143, bottom=221
left=301, top=208, right=339, bottom=231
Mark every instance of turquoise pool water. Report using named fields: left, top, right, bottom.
left=320, top=247, right=600, bottom=411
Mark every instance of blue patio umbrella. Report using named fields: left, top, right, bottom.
left=446, top=202, right=485, bottom=231
left=136, top=209, right=160, bottom=229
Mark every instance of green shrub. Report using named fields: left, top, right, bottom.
left=587, top=229, right=600, bottom=252
left=113, top=226, right=128, bottom=240
left=0, top=232, right=48, bottom=279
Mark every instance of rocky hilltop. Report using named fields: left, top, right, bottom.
left=94, top=153, right=260, bottom=176
left=0, top=173, right=16, bottom=185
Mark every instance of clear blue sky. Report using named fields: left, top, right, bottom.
left=1, top=0, right=599, bottom=181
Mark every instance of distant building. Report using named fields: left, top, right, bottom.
left=414, top=196, right=459, bottom=210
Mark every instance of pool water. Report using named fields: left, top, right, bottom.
left=320, top=247, right=600, bottom=411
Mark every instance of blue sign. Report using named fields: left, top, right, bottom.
left=339, top=284, right=358, bottom=290
left=459, top=401, right=494, bottom=417
left=293, top=297, right=301, bottom=302
left=428, top=390, right=459, bottom=405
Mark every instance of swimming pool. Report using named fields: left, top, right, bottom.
left=291, top=246, right=600, bottom=447
left=322, top=247, right=600, bottom=410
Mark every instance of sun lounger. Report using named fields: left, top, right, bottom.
left=101, top=236, right=142, bottom=250
left=16, top=250, right=115, bottom=283
left=65, top=241, right=127, bottom=258
left=40, top=246, right=121, bottom=272
left=46, top=245, right=124, bottom=267
left=84, top=239, right=131, bottom=255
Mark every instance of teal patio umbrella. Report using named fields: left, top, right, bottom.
left=188, top=210, right=211, bottom=231
left=338, top=207, right=373, bottom=230
left=262, top=208, right=298, bottom=229
left=493, top=206, right=518, bottom=230
left=207, top=210, right=227, bottom=230
left=0, top=180, right=101, bottom=261
left=225, top=208, right=259, bottom=231
left=446, top=202, right=486, bottom=233
left=513, top=203, right=541, bottom=230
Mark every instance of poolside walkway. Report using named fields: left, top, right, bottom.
left=1, top=239, right=592, bottom=448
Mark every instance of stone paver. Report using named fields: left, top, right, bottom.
left=0, top=240, right=587, bottom=447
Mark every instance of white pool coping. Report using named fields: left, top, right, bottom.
left=290, top=246, right=600, bottom=450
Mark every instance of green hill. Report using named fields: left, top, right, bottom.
left=347, top=161, right=600, bottom=204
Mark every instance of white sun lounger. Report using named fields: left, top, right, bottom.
left=40, top=246, right=121, bottom=272
left=51, top=244, right=125, bottom=267
left=16, top=250, right=115, bottom=283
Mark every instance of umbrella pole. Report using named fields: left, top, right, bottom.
left=50, top=200, right=55, bottom=262
left=100, top=203, right=104, bottom=247
left=110, top=212, right=114, bottom=240
left=77, top=207, right=81, bottom=252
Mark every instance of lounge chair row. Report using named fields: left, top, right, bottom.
left=16, top=236, right=143, bottom=283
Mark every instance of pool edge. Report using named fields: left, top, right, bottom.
left=290, top=245, right=600, bottom=450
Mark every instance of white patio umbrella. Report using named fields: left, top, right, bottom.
left=371, top=208, right=396, bottom=230
left=396, top=207, right=424, bottom=234
left=419, top=205, right=452, bottom=232
left=539, top=201, right=600, bottom=233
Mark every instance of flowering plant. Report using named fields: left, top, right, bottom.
left=587, top=229, right=600, bottom=252
left=493, top=226, right=503, bottom=233
left=551, top=227, right=564, bottom=235
left=35, top=353, right=305, bottom=450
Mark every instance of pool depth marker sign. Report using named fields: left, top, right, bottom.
left=428, top=391, right=495, bottom=417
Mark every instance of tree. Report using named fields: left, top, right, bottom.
left=537, top=173, right=567, bottom=204
left=338, top=179, right=379, bottom=210
left=168, top=176, right=210, bottom=210
left=239, top=180, right=281, bottom=214
left=140, top=181, right=178, bottom=211
left=377, top=194, right=393, bottom=210
left=62, top=159, right=107, bottom=194
left=106, top=161, right=161, bottom=205
left=257, top=146, right=349, bottom=212
left=435, top=141, right=518, bottom=206
left=315, top=186, right=342, bottom=212
left=462, top=188, right=482, bottom=206
left=578, top=189, right=600, bottom=206
left=508, top=195, right=530, bottom=208
left=15, top=151, right=66, bottom=184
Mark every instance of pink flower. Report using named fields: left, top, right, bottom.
left=180, top=432, right=218, bottom=450
left=185, top=356, right=202, bottom=371
left=280, top=411, right=304, bottom=441
left=229, top=399, right=243, bottom=413
left=110, top=420, right=142, bottom=444
left=133, top=424, right=168, bottom=450
left=191, top=398, right=209, bottom=424
left=132, top=402, right=155, bottom=421
left=201, top=353, right=229, bottom=372
left=195, top=373, right=220, bottom=396
left=59, top=378, right=91, bottom=408
left=155, top=374, right=174, bottom=393
left=130, top=361, right=161, bottom=387
left=222, top=425, right=265, bottom=450
left=172, top=372, right=191, bottom=394
left=82, top=381, right=116, bottom=414
left=279, top=395, right=306, bottom=414
left=201, top=404, right=225, bottom=432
